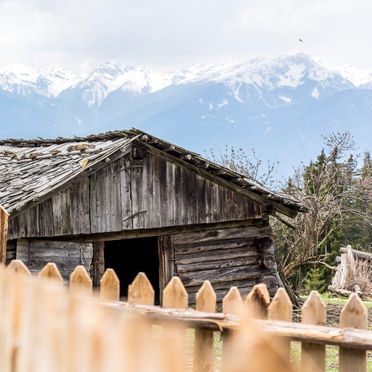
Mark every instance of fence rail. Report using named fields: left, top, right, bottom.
left=1, top=259, right=371, bottom=372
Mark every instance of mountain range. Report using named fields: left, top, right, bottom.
left=0, top=54, right=371, bottom=178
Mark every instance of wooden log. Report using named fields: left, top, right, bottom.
left=0, top=206, right=8, bottom=264
left=104, top=301, right=372, bottom=350
left=301, top=291, right=326, bottom=372
left=340, top=247, right=372, bottom=260
left=69, top=265, right=92, bottom=295
left=128, top=272, right=155, bottom=306
left=100, top=268, right=120, bottom=301
left=339, top=294, right=368, bottom=372
left=244, top=283, right=270, bottom=319
left=162, top=277, right=188, bottom=309
left=193, top=281, right=216, bottom=372
left=268, top=288, right=292, bottom=360
left=6, top=260, right=31, bottom=276
left=38, top=262, right=63, bottom=283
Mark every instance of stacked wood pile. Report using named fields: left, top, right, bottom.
left=330, top=245, right=372, bottom=297
left=1, top=259, right=371, bottom=372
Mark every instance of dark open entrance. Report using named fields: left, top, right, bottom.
left=104, top=237, right=160, bottom=303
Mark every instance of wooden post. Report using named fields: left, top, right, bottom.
left=162, top=277, right=188, bottom=309
left=0, top=206, right=8, bottom=264
left=301, top=291, right=327, bottom=372
left=128, top=272, right=155, bottom=305
left=6, top=259, right=31, bottom=276
left=222, top=287, right=242, bottom=371
left=39, top=262, right=63, bottom=283
left=244, top=283, right=270, bottom=319
left=69, top=265, right=92, bottom=295
left=268, top=288, right=292, bottom=360
left=193, top=281, right=216, bottom=372
left=339, top=294, right=368, bottom=372
left=161, top=277, right=188, bottom=372
left=92, top=242, right=105, bottom=287
left=100, top=268, right=120, bottom=301
left=222, top=287, right=243, bottom=315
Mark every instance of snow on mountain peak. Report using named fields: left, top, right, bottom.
left=0, top=54, right=358, bottom=108
left=0, top=63, right=78, bottom=97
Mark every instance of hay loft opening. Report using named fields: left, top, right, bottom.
left=104, top=237, right=160, bottom=303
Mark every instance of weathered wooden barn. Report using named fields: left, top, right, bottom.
left=0, top=129, right=306, bottom=302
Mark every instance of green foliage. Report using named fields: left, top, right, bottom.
left=273, top=132, right=372, bottom=291
left=304, top=267, right=327, bottom=293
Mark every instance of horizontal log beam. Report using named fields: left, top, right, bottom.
left=102, top=301, right=372, bottom=350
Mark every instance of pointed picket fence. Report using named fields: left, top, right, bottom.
left=2, top=259, right=372, bottom=371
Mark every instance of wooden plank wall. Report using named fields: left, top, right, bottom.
left=8, top=147, right=263, bottom=239
left=5, top=241, right=16, bottom=264
left=16, top=239, right=93, bottom=280
left=171, top=223, right=279, bottom=302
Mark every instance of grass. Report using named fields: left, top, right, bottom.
left=319, top=292, right=372, bottom=308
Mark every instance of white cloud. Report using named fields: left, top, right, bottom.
left=0, top=0, right=372, bottom=71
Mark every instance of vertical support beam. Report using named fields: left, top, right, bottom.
left=158, top=235, right=174, bottom=302
left=0, top=206, right=9, bottom=264
left=92, top=241, right=105, bottom=287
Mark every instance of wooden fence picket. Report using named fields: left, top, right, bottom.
left=244, top=283, right=270, bottom=319
left=128, top=272, right=155, bottom=305
left=222, top=287, right=243, bottom=371
left=162, top=276, right=188, bottom=309
left=6, top=260, right=31, bottom=276
left=193, top=280, right=216, bottom=372
left=100, top=268, right=120, bottom=301
left=301, top=291, right=327, bottom=372
left=69, top=265, right=92, bottom=295
left=222, top=287, right=243, bottom=315
left=268, top=288, right=292, bottom=360
left=38, top=262, right=63, bottom=283
left=339, top=294, right=368, bottom=372
left=162, top=277, right=188, bottom=372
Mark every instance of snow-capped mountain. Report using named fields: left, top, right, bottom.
left=0, top=54, right=371, bottom=177
left=0, top=64, right=79, bottom=97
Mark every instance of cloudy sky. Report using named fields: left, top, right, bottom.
left=0, top=0, right=371, bottom=72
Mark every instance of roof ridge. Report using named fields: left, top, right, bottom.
left=0, top=128, right=143, bottom=147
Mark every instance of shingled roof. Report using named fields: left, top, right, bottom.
left=0, top=128, right=307, bottom=217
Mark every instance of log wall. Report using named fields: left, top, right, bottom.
left=8, top=147, right=263, bottom=239
left=170, top=223, right=279, bottom=302
left=15, top=239, right=93, bottom=280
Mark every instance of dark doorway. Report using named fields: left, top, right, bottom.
left=104, top=237, right=160, bottom=303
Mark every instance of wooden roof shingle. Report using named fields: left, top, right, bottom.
left=0, top=128, right=307, bottom=217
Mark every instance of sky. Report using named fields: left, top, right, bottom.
left=0, top=0, right=372, bottom=72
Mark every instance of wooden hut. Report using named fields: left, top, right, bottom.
left=0, top=129, right=306, bottom=302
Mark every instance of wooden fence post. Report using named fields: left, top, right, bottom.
left=39, top=262, right=63, bottom=283
left=69, top=265, right=92, bottom=295
left=301, top=291, right=327, bottom=372
left=162, top=277, right=188, bottom=309
left=100, top=269, right=120, bottom=301
left=268, top=288, right=292, bottom=360
left=128, top=272, right=155, bottom=305
left=222, top=287, right=242, bottom=371
left=193, top=280, right=216, bottom=372
left=0, top=206, right=8, bottom=264
left=162, top=277, right=188, bottom=372
left=222, top=287, right=243, bottom=315
left=339, top=294, right=368, bottom=372
left=6, top=260, right=31, bottom=276
left=244, top=283, right=270, bottom=319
